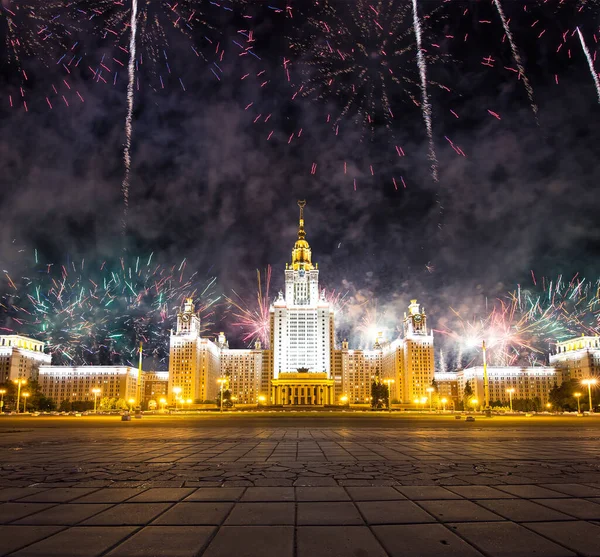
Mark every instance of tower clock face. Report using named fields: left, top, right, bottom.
left=182, top=314, right=190, bottom=323
left=414, top=315, right=422, bottom=322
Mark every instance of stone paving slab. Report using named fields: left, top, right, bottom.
left=4, top=424, right=600, bottom=556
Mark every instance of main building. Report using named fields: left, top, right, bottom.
left=166, top=201, right=436, bottom=407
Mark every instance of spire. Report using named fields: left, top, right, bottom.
left=291, top=200, right=313, bottom=270
left=297, top=199, right=306, bottom=240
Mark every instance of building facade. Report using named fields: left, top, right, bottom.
left=337, top=341, right=383, bottom=404
left=168, top=299, right=220, bottom=404
left=141, top=371, right=169, bottom=407
left=39, top=365, right=138, bottom=404
left=456, top=366, right=560, bottom=406
left=379, top=301, right=434, bottom=403
left=434, top=372, right=460, bottom=408
left=220, top=337, right=263, bottom=404
left=550, top=335, right=600, bottom=381
left=0, top=335, right=51, bottom=383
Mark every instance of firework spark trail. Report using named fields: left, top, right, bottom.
left=121, top=0, right=139, bottom=232
left=493, top=0, right=539, bottom=122
left=412, top=0, right=438, bottom=183
left=1, top=251, right=219, bottom=365
left=577, top=27, right=600, bottom=103
left=226, top=266, right=272, bottom=348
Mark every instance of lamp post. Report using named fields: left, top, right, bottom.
left=506, top=388, right=515, bottom=413
left=0, top=388, right=5, bottom=413
left=574, top=392, right=582, bottom=414
left=172, top=387, right=182, bottom=411
left=92, top=388, right=101, bottom=414
left=258, top=395, right=266, bottom=408
left=441, top=397, right=448, bottom=412
left=582, top=378, right=597, bottom=413
left=482, top=340, right=491, bottom=417
left=128, top=398, right=135, bottom=412
left=13, top=379, right=26, bottom=414
left=421, top=397, right=428, bottom=412
left=186, top=398, right=192, bottom=410
left=426, top=387, right=434, bottom=412
left=384, top=379, right=395, bottom=412
left=470, top=398, right=479, bottom=412
left=159, top=398, right=167, bottom=412
left=22, top=392, right=30, bottom=413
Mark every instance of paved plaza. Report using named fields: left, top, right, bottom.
left=1, top=413, right=600, bottom=556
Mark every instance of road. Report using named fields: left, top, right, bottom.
left=0, top=411, right=599, bottom=430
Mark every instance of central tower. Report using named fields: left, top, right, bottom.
left=270, top=201, right=335, bottom=405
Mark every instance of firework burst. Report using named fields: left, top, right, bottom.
left=1, top=0, right=82, bottom=110
left=288, top=0, right=449, bottom=142
left=0, top=251, right=219, bottom=366
left=226, top=265, right=271, bottom=348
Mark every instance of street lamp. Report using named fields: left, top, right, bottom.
left=0, top=389, right=6, bottom=413
left=582, top=378, right=597, bottom=413
left=470, top=398, right=479, bottom=412
left=340, top=395, right=348, bottom=407
left=13, top=379, right=26, bottom=414
left=172, top=386, right=182, bottom=410
left=441, top=397, right=448, bottom=412
left=574, top=392, right=582, bottom=414
left=384, top=379, right=395, bottom=412
left=159, top=398, right=167, bottom=412
left=481, top=340, right=491, bottom=416
left=128, top=398, right=135, bottom=412
left=22, top=392, right=30, bottom=413
left=426, top=387, right=434, bottom=412
left=92, top=388, right=101, bottom=413
left=546, top=402, right=552, bottom=412
left=186, top=398, right=192, bottom=410
left=258, top=395, right=266, bottom=407
left=506, top=388, right=515, bottom=413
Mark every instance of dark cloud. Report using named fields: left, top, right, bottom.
left=0, top=0, right=599, bottom=363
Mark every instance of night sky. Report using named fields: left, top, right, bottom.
left=0, top=1, right=599, bottom=367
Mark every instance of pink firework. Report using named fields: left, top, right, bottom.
left=440, top=298, right=540, bottom=367
left=227, top=265, right=271, bottom=348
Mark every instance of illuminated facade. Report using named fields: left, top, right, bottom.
left=337, top=340, right=383, bottom=404
left=380, top=301, right=434, bottom=403
left=0, top=335, right=51, bottom=383
left=168, top=299, right=220, bottom=404
left=141, top=371, right=169, bottom=406
left=457, top=366, right=559, bottom=405
left=219, top=335, right=263, bottom=404
left=39, top=365, right=138, bottom=404
left=269, top=201, right=336, bottom=405
left=433, top=372, right=460, bottom=408
left=550, top=335, right=600, bottom=381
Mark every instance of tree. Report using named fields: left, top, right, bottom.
left=463, top=380, right=474, bottom=407
left=548, top=379, right=585, bottom=411
left=0, top=380, right=56, bottom=412
left=431, top=378, right=439, bottom=393
left=370, top=381, right=389, bottom=409
left=216, top=389, right=232, bottom=408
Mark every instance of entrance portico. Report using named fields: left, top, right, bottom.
left=271, top=372, right=335, bottom=406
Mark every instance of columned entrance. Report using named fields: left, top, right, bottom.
left=271, top=372, right=335, bottom=406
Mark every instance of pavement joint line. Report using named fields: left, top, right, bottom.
left=517, top=519, right=599, bottom=557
